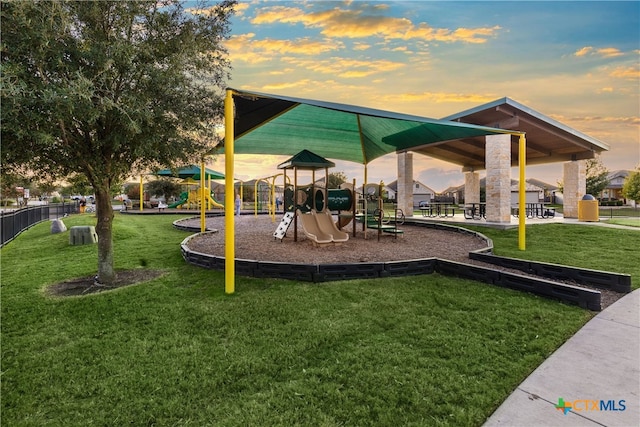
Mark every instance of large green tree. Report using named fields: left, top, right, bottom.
left=556, top=157, right=610, bottom=197
left=1, top=0, right=236, bottom=284
left=585, top=157, right=610, bottom=197
left=622, top=168, right=640, bottom=203
left=327, top=171, right=348, bottom=189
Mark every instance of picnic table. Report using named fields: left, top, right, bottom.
left=463, top=202, right=486, bottom=220
left=419, top=203, right=456, bottom=218
left=512, top=203, right=555, bottom=219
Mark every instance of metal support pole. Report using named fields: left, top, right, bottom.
left=200, top=160, right=206, bottom=232
left=224, top=89, right=235, bottom=294
left=518, top=133, right=526, bottom=251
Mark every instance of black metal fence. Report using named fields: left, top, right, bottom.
left=48, top=202, right=80, bottom=219
left=1, top=203, right=79, bottom=247
left=599, top=206, right=639, bottom=218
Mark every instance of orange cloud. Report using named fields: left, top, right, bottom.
left=609, top=66, right=639, bottom=80
left=574, top=46, right=624, bottom=58
left=234, top=2, right=250, bottom=17
left=353, top=42, right=372, bottom=51
left=383, top=92, right=497, bottom=104
left=269, top=68, right=295, bottom=76
left=262, top=80, right=314, bottom=91
left=250, top=37, right=342, bottom=55
left=226, top=34, right=343, bottom=63
left=285, top=57, right=405, bottom=78
left=249, top=5, right=292, bottom=22
left=405, top=24, right=501, bottom=44
left=251, top=5, right=500, bottom=43
left=574, top=46, right=593, bottom=57
left=596, top=47, right=624, bottom=58
left=551, top=114, right=640, bottom=127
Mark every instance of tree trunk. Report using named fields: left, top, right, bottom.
left=95, top=185, right=116, bottom=285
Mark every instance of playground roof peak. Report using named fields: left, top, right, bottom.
left=155, top=164, right=224, bottom=180
left=277, top=149, right=336, bottom=170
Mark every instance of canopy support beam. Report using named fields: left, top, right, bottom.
left=200, top=160, right=206, bottom=232
left=224, top=89, right=235, bottom=294
left=518, top=133, right=526, bottom=250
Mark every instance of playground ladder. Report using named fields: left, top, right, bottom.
left=273, top=211, right=295, bottom=241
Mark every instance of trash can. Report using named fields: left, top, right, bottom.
left=578, top=194, right=599, bottom=222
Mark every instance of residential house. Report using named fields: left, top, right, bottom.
left=441, top=185, right=463, bottom=204
left=445, top=178, right=557, bottom=205
left=386, top=180, right=436, bottom=207
left=600, top=170, right=631, bottom=205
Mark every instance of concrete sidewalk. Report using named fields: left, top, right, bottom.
left=484, top=289, right=639, bottom=427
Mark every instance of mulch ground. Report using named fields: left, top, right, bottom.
left=47, top=269, right=165, bottom=297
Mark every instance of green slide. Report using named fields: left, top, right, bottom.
left=168, top=192, right=189, bottom=208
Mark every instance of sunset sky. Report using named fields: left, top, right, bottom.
left=211, top=0, right=639, bottom=191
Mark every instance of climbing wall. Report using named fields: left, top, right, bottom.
left=273, top=211, right=295, bottom=240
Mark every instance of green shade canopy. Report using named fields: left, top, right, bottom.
left=155, top=165, right=224, bottom=180
left=227, top=89, right=508, bottom=165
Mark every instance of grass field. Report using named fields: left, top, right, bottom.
left=1, top=214, right=637, bottom=426
left=603, top=217, right=640, bottom=227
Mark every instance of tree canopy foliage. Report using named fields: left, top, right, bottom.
left=585, top=157, right=610, bottom=197
left=1, top=0, right=236, bottom=284
left=2, top=0, right=234, bottom=180
left=146, top=179, right=182, bottom=201
left=327, top=171, right=348, bottom=189
left=622, top=168, right=640, bottom=203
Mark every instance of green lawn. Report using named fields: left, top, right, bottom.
left=470, top=224, right=640, bottom=283
left=1, top=214, right=636, bottom=426
left=603, top=218, right=640, bottom=227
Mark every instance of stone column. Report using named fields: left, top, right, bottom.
left=485, top=134, right=511, bottom=223
left=397, top=152, right=414, bottom=217
left=563, top=160, right=586, bottom=218
left=464, top=171, right=480, bottom=205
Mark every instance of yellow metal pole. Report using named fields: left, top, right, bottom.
left=139, top=175, right=143, bottom=211
left=283, top=170, right=287, bottom=214
left=269, top=178, right=275, bottom=221
left=224, top=89, right=235, bottom=294
left=254, top=180, right=259, bottom=217
left=208, top=176, right=212, bottom=210
left=363, top=164, right=368, bottom=237
left=352, top=178, right=357, bottom=237
left=518, top=133, right=526, bottom=251
left=294, top=167, right=298, bottom=241
left=200, top=160, right=206, bottom=232
left=312, top=169, right=316, bottom=211
left=364, top=164, right=368, bottom=189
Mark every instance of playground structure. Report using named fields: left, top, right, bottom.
left=253, top=173, right=290, bottom=221
left=276, top=184, right=358, bottom=244
left=358, top=182, right=405, bottom=241
left=272, top=150, right=353, bottom=244
left=272, top=150, right=404, bottom=245
left=147, top=165, right=226, bottom=213
left=168, top=188, right=224, bottom=210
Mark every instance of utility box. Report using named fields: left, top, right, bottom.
left=578, top=194, right=599, bottom=222
left=69, top=226, right=98, bottom=245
